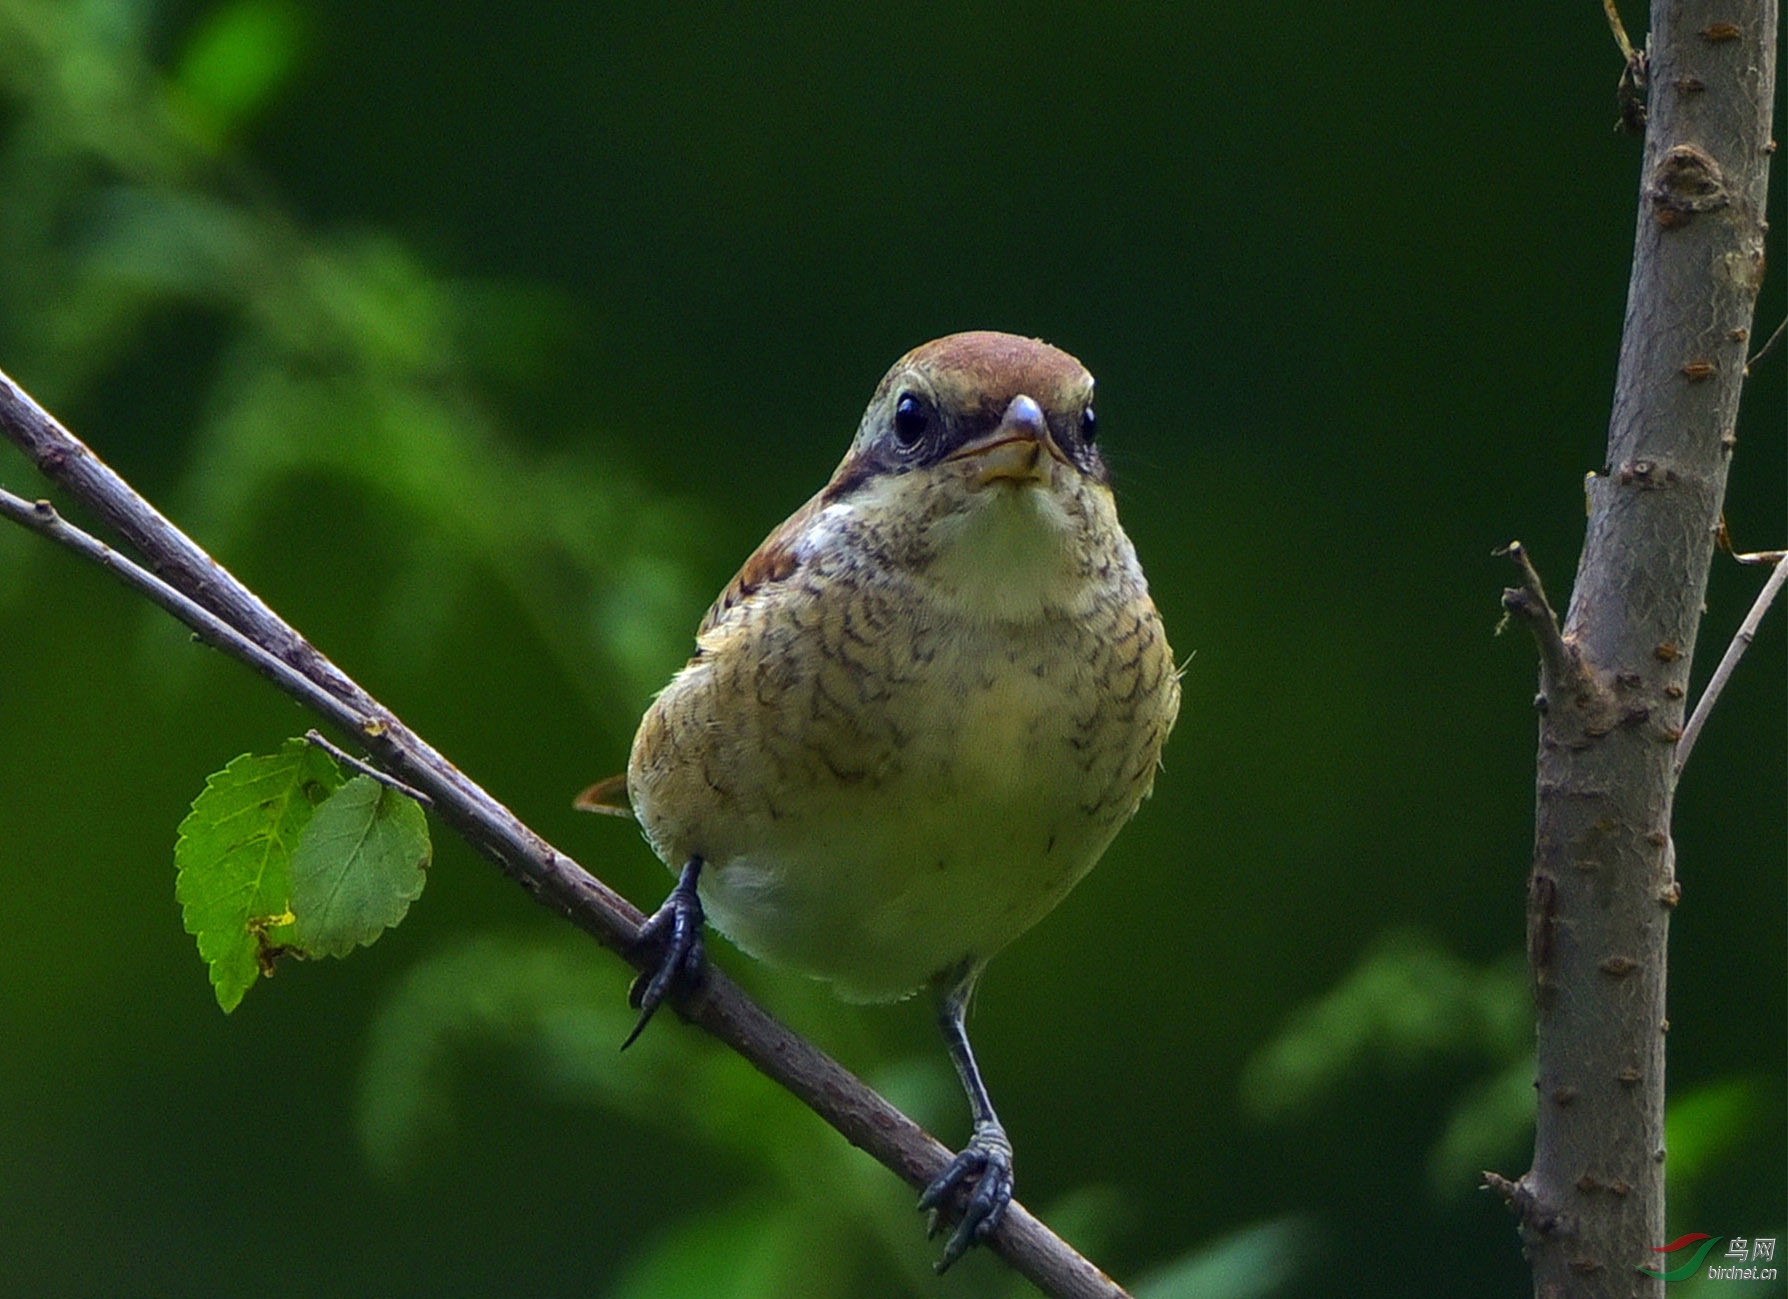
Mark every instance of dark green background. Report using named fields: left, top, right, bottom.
left=1, top=2, right=1781, bottom=1296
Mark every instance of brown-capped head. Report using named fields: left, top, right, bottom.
left=826, top=332, right=1105, bottom=501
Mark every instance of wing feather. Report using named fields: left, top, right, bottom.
left=695, top=489, right=830, bottom=637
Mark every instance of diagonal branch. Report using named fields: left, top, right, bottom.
left=0, top=367, right=1130, bottom=1299
left=1745, top=314, right=1786, bottom=371
left=1674, top=550, right=1788, bottom=775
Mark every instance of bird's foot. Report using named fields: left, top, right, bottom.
left=622, top=857, right=706, bottom=1049
left=917, top=1120, right=1014, bottom=1272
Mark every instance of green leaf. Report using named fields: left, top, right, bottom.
left=175, top=740, right=344, bottom=1012
left=289, top=775, right=430, bottom=958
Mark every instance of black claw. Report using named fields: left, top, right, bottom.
left=622, top=857, right=706, bottom=1049
left=917, top=1123, right=1014, bottom=1272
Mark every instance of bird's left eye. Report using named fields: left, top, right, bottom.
left=1080, top=406, right=1098, bottom=444
left=892, top=393, right=931, bottom=451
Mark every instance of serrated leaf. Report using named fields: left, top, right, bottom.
left=176, top=740, right=344, bottom=1012
left=289, top=775, right=430, bottom=958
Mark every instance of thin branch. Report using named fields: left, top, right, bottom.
left=303, top=730, right=436, bottom=807
left=0, top=367, right=1128, bottom=1299
left=1496, top=541, right=1600, bottom=706
left=1481, top=1170, right=1560, bottom=1240
left=0, top=490, right=373, bottom=736
left=0, top=376, right=363, bottom=707
left=1745, top=313, right=1787, bottom=371
left=1601, top=0, right=1648, bottom=134
left=1497, top=541, right=1567, bottom=654
left=1676, top=551, right=1788, bottom=775
left=1601, top=0, right=1638, bottom=61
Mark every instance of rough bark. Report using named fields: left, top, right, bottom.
left=1495, top=2, right=1776, bottom=1295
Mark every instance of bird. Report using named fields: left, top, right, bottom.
left=604, top=330, right=1180, bottom=1270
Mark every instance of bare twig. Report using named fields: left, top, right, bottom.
left=1746, top=314, right=1787, bottom=371
left=1497, top=542, right=1609, bottom=718
left=0, top=376, right=362, bottom=707
left=1602, top=0, right=1649, bottom=134
left=1676, top=551, right=1788, bottom=775
left=0, top=490, right=373, bottom=735
left=1497, top=541, right=1573, bottom=679
left=1482, top=1169, right=1561, bottom=1240
left=0, top=367, right=1127, bottom=1299
left=1601, top=0, right=1638, bottom=61
left=303, top=730, right=436, bottom=807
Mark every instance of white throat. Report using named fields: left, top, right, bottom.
left=922, top=483, right=1084, bottom=623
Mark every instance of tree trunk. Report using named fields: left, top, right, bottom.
left=1494, top=2, right=1777, bottom=1295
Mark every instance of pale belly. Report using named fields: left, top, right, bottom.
left=698, top=672, right=1128, bottom=1001
left=632, top=603, right=1173, bottom=1002
left=628, top=478, right=1179, bottom=1002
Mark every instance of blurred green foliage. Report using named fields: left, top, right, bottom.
left=170, top=0, right=308, bottom=141
left=0, top=0, right=703, bottom=730
left=356, top=934, right=1318, bottom=1298
left=0, top=1, right=1781, bottom=1296
left=1239, top=930, right=1532, bottom=1197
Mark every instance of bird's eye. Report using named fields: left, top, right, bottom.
left=892, top=393, right=931, bottom=451
left=1080, top=406, right=1098, bottom=444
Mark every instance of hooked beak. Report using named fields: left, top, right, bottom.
left=944, top=394, right=1069, bottom=487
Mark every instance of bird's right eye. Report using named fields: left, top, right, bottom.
left=892, top=393, right=930, bottom=451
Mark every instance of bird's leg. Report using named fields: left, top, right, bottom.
left=622, top=855, right=706, bottom=1049
left=916, top=964, right=1014, bottom=1272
